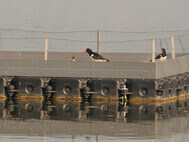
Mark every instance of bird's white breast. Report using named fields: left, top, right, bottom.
left=157, top=56, right=167, bottom=61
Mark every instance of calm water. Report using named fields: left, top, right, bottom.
left=0, top=99, right=188, bottom=142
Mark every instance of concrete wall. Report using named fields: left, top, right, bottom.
left=156, top=54, right=189, bottom=79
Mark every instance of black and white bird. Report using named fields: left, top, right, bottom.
left=82, top=48, right=109, bottom=62
left=150, top=48, right=167, bottom=62
left=155, top=48, right=167, bottom=61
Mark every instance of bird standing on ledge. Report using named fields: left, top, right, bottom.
left=82, top=48, right=109, bottom=62
left=155, top=48, right=167, bottom=61
left=150, top=48, right=167, bottom=62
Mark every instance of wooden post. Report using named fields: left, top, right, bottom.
left=45, top=37, right=48, bottom=61
left=44, top=133, right=47, bottom=142
left=152, top=39, right=156, bottom=62
left=72, top=135, right=75, bottom=142
left=96, top=135, right=99, bottom=142
left=97, top=30, right=100, bottom=54
left=171, top=132, right=175, bottom=142
left=171, top=35, right=175, bottom=59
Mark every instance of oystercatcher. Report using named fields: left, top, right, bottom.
left=155, top=48, right=167, bottom=61
left=82, top=48, right=109, bottom=62
left=150, top=48, right=167, bottom=62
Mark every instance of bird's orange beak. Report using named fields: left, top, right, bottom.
left=82, top=50, right=87, bottom=54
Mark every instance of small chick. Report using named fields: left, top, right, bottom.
left=72, top=55, right=80, bottom=61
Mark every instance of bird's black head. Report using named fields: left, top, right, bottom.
left=82, top=48, right=93, bottom=55
left=86, top=48, right=93, bottom=53
left=161, top=48, right=167, bottom=56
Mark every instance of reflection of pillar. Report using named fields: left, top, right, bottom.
left=124, top=106, right=127, bottom=123
left=40, top=100, right=49, bottom=119
left=78, top=110, right=82, bottom=120
left=96, top=135, right=99, bottom=142
left=116, top=111, right=121, bottom=122
left=40, top=110, right=45, bottom=120
left=152, top=138, right=155, bottom=142
left=72, top=135, right=75, bottom=142
left=3, top=109, right=8, bottom=119
left=3, top=99, right=17, bottom=119
left=171, top=133, right=175, bottom=142
left=155, top=112, right=158, bottom=122
left=40, top=100, right=54, bottom=120
left=78, top=101, right=86, bottom=120
left=44, top=133, right=47, bottom=142
left=124, top=118, right=127, bottom=123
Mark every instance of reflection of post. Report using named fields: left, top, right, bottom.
left=3, top=109, right=8, bottom=119
left=44, top=133, right=47, bottom=142
left=72, top=135, right=75, bottom=142
left=45, top=37, right=48, bottom=61
left=171, top=132, right=175, bottom=142
left=116, top=111, right=121, bottom=122
left=171, top=35, right=175, bottom=59
left=97, top=30, right=100, bottom=54
left=40, top=110, right=45, bottom=120
left=96, top=135, right=99, bottom=142
left=152, top=39, right=156, bottom=62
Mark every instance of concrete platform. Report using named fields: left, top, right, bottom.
left=0, top=51, right=188, bottom=79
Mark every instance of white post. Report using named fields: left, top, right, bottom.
left=44, top=133, right=47, bottom=142
left=171, top=133, right=175, bottom=142
left=171, top=35, right=175, bottom=59
left=45, top=37, right=48, bottom=61
left=97, top=30, right=100, bottom=54
left=152, top=39, right=156, bottom=62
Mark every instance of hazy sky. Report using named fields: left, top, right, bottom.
left=1, top=0, right=189, bottom=31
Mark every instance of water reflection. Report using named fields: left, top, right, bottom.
left=0, top=99, right=189, bottom=141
